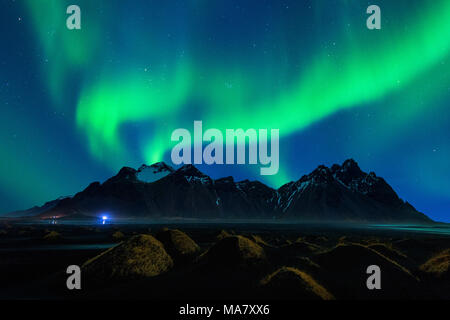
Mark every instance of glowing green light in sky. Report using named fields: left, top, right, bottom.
left=76, top=63, right=192, bottom=164
left=70, top=0, right=450, bottom=188
left=20, top=0, right=450, bottom=189
left=24, top=0, right=100, bottom=107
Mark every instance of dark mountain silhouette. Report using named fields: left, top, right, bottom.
left=275, top=159, right=427, bottom=222
left=3, top=196, right=69, bottom=218
left=7, top=159, right=432, bottom=223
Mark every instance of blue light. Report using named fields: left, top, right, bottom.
left=100, top=215, right=109, bottom=225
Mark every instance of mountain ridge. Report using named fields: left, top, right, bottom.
left=4, top=159, right=432, bottom=223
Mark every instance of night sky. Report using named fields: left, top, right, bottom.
left=0, top=0, right=449, bottom=222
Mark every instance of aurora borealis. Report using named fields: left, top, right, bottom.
left=1, top=0, right=449, bottom=221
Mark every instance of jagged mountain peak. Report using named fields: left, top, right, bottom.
left=308, top=165, right=333, bottom=183
left=105, top=166, right=137, bottom=184
left=174, top=164, right=212, bottom=185
left=136, top=162, right=174, bottom=183
left=104, top=162, right=176, bottom=185
left=176, top=164, right=205, bottom=175
left=138, top=162, right=174, bottom=173
left=118, top=166, right=137, bottom=176
left=332, top=159, right=365, bottom=185
left=342, top=158, right=360, bottom=169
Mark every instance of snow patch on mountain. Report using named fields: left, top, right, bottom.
left=136, top=162, right=174, bottom=183
left=185, top=175, right=212, bottom=185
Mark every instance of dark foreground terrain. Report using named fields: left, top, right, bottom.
left=0, top=221, right=449, bottom=300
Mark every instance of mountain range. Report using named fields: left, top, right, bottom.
left=5, top=159, right=432, bottom=223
